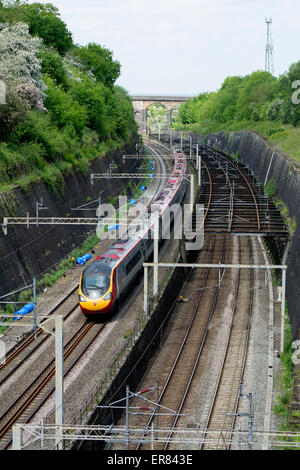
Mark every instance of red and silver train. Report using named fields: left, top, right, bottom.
left=79, top=146, right=187, bottom=316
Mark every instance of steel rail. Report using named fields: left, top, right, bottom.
left=0, top=320, right=111, bottom=449
left=135, top=234, right=228, bottom=450
left=198, top=158, right=212, bottom=230
left=0, top=321, right=94, bottom=440
left=206, top=148, right=261, bottom=231
left=198, top=236, right=255, bottom=450
left=198, top=236, right=242, bottom=450
left=135, top=236, right=216, bottom=450
left=224, top=237, right=254, bottom=450
left=0, top=303, right=79, bottom=385
left=162, top=235, right=228, bottom=450
left=203, top=153, right=234, bottom=231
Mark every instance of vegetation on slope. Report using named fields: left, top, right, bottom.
left=172, top=65, right=300, bottom=163
left=0, top=0, right=137, bottom=193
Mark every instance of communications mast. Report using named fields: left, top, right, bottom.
left=265, top=17, right=274, bottom=75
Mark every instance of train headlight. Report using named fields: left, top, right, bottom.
left=103, top=292, right=112, bottom=301
left=79, top=295, right=86, bottom=302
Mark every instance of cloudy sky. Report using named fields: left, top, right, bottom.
left=27, top=0, right=300, bottom=96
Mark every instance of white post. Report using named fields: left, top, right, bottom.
left=153, top=216, right=159, bottom=295
left=280, top=269, right=286, bottom=355
left=55, top=315, right=64, bottom=450
left=180, top=132, right=183, bottom=149
left=198, top=152, right=201, bottom=187
left=190, top=174, right=194, bottom=211
left=12, top=424, right=23, bottom=450
left=125, top=385, right=130, bottom=447
left=144, top=266, right=148, bottom=315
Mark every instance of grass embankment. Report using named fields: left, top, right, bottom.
left=0, top=131, right=127, bottom=195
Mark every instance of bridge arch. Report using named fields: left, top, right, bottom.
left=145, top=102, right=168, bottom=134
left=131, top=95, right=191, bottom=132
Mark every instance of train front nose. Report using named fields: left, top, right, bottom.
left=79, top=295, right=113, bottom=315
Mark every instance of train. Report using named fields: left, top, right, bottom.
left=79, top=146, right=187, bottom=317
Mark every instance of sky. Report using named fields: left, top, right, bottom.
left=26, top=0, right=300, bottom=96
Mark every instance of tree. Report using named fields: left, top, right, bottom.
left=279, top=61, right=300, bottom=126
left=235, top=71, right=277, bottom=121
left=0, top=22, right=46, bottom=108
left=0, top=1, right=73, bottom=54
left=26, top=3, right=73, bottom=55
left=177, top=94, right=209, bottom=125
left=0, top=21, right=46, bottom=136
left=113, top=86, right=137, bottom=139
left=39, top=48, right=69, bottom=89
left=69, top=77, right=108, bottom=138
left=73, top=43, right=121, bottom=87
left=44, top=76, right=87, bottom=137
left=147, top=104, right=167, bottom=133
left=0, top=86, right=30, bottom=140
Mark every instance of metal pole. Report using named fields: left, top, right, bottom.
left=248, top=392, right=253, bottom=450
left=144, top=266, right=148, bottom=315
left=55, top=315, right=64, bottom=450
left=151, top=422, right=154, bottom=450
left=153, top=216, right=159, bottom=295
left=125, top=385, right=130, bottom=447
left=190, top=175, right=194, bottom=211
left=97, top=196, right=101, bottom=224
left=12, top=424, right=23, bottom=450
left=280, top=268, right=286, bottom=354
left=36, top=201, right=39, bottom=227
left=33, top=278, right=37, bottom=339
left=41, top=418, right=44, bottom=448
left=156, top=381, right=159, bottom=434
left=198, top=152, right=201, bottom=186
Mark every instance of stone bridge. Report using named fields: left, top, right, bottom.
left=131, top=95, right=191, bottom=131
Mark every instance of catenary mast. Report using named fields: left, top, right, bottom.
left=265, top=17, right=274, bottom=75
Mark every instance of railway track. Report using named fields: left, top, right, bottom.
left=110, top=232, right=256, bottom=451
left=0, top=296, right=79, bottom=387
left=0, top=320, right=108, bottom=449
left=198, top=236, right=254, bottom=450
left=0, top=140, right=172, bottom=450
left=108, top=233, right=230, bottom=450
left=106, top=138, right=281, bottom=451
left=195, top=146, right=287, bottom=236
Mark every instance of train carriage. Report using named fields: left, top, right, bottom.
left=79, top=146, right=187, bottom=316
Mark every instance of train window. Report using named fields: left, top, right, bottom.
left=83, top=274, right=110, bottom=291
left=125, top=250, right=142, bottom=275
left=146, top=238, right=153, bottom=248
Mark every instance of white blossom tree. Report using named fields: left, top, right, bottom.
left=0, top=21, right=46, bottom=111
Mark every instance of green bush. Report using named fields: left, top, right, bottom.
left=264, top=178, right=277, bottom=197
left=44, top=76, right=88, bottom=137
left=39, top=48, right=69, bottom=89
left=0, top=1, right=138, bottom=194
